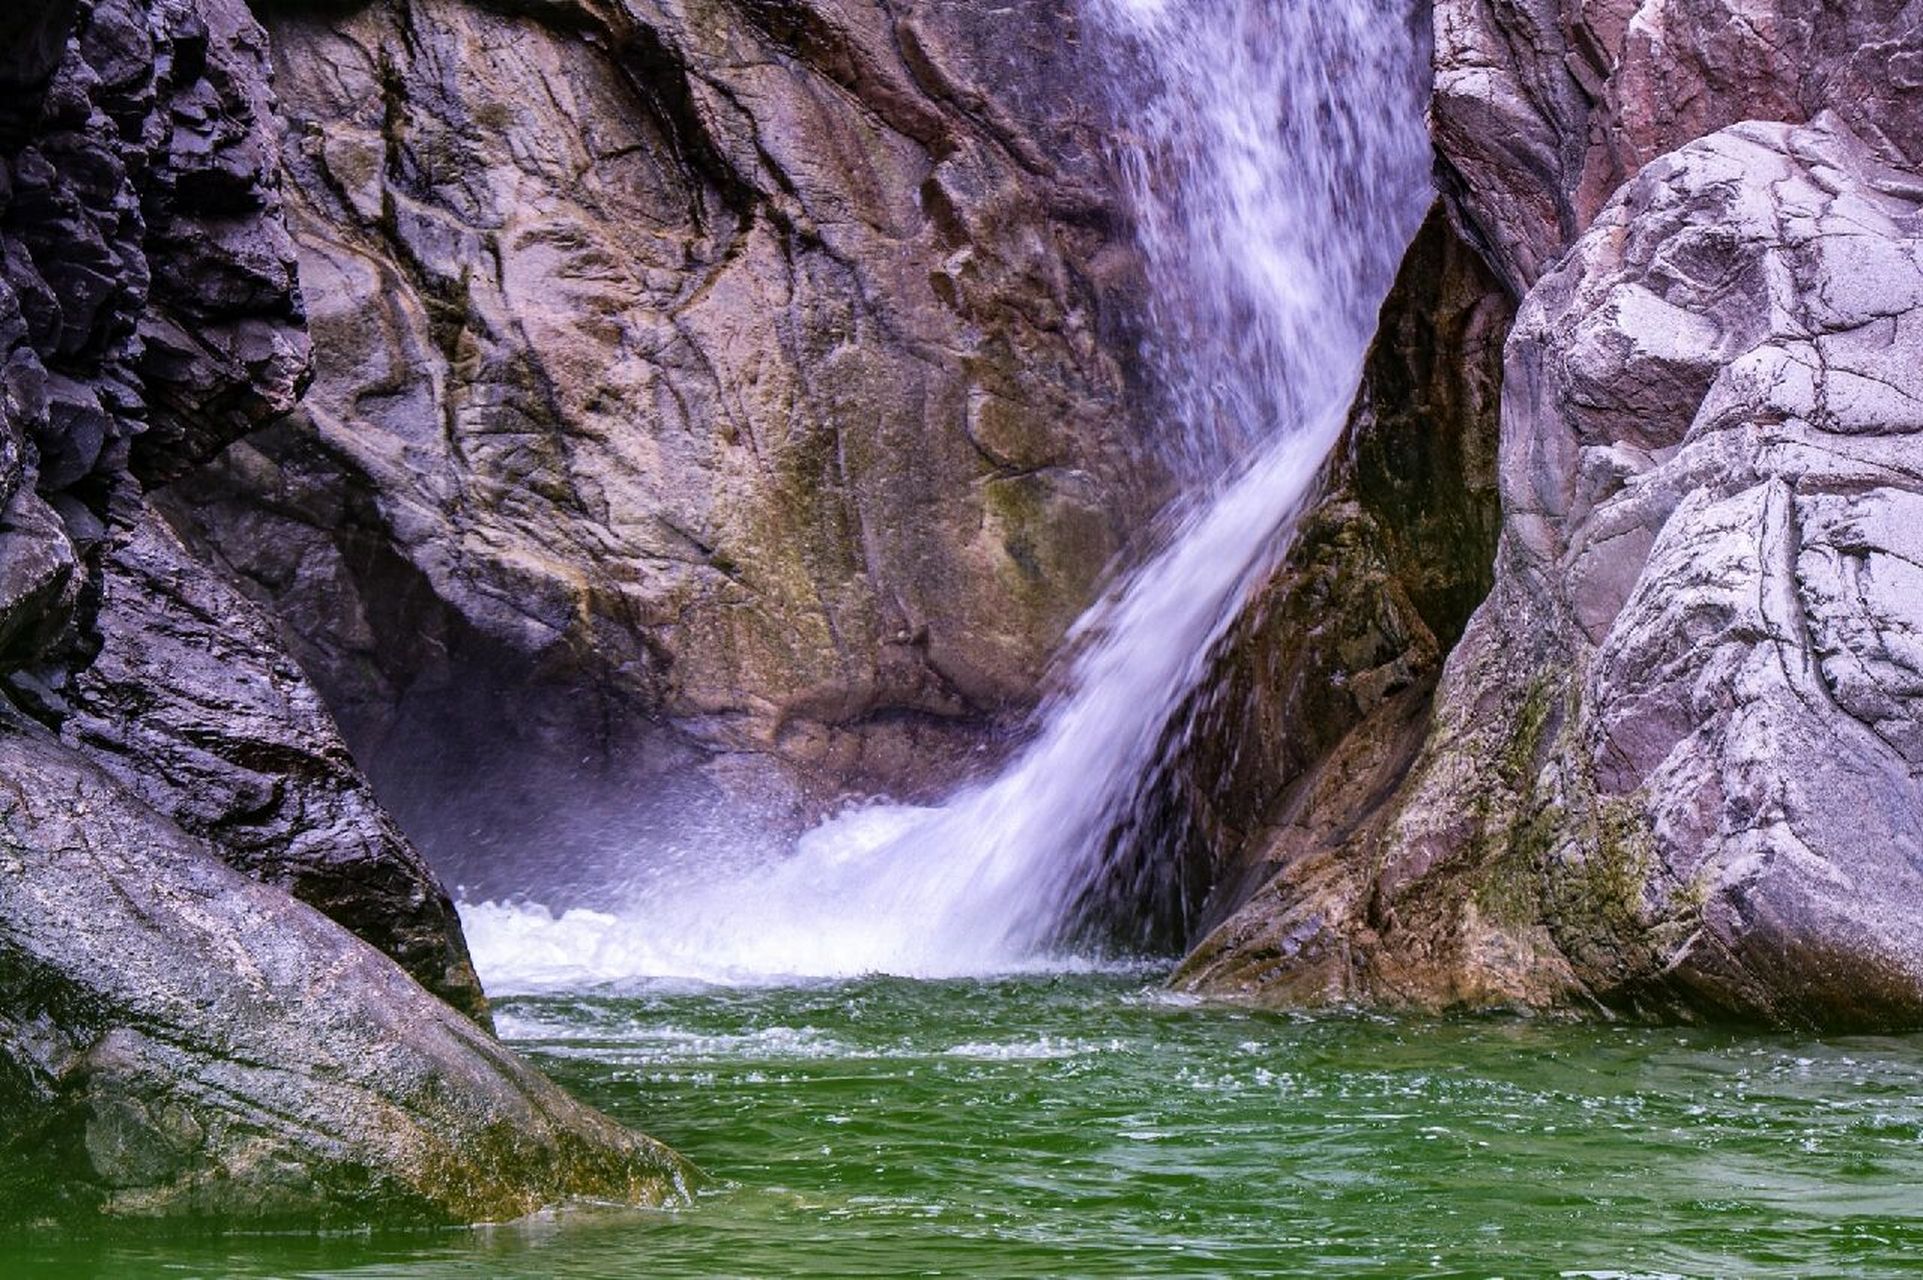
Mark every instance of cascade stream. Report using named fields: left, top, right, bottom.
left=463, top=0, right=1432, bottom=988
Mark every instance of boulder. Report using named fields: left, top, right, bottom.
left=0, top=712, right=687, bottom=1224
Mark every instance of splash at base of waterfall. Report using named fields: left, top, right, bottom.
left=458, top=414, right=1350, bottom=992
left=458, top=0, right=1431, bottom=996
left=457, top=803, right=1000, bottom=991
left=458, top=894, right=1154, bottom=993
left=458, top=800, right=1137, bottom=990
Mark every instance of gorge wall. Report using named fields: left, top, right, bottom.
left=165, top=0, right=1163, bottom=893
left=1181, top=0, right=1923, bottom=1029
left=0, top=0, right=686, bottom=1223
left=5, top=0, right=1923, bottom=1229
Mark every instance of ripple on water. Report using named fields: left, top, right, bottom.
left=21, top=973, right=1923, bottom=1279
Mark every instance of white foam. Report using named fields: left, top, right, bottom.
left=491, top=1009, right=856, bottom=1060
left=459, top=896, right=1152, bottom=991
left=460, top=0, right=1429, bottom=993
left=942, top=1037, right=1125, bottom=1061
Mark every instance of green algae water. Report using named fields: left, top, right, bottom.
left=15, top=972, right=1923, bottom=1278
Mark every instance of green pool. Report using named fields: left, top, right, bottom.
left=12, top=971, right=1923, bottom=1277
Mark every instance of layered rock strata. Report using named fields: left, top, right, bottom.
left=0, top=0, right=481, bottom=1014
left=0, top=0, right=684, bottom=1221
left=169, top=0, right=1159, bottom=882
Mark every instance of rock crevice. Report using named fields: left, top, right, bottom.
left=0, top=0, right=689, bottom=1222
left=1186, top=110, right=1923, bottom=1031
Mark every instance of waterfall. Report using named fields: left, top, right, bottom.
left=461, top=0, right=1432, bottom=988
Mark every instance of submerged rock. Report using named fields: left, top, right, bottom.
left=1185, top=118, right=1923, bottom=1030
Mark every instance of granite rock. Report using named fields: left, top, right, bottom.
left=167, top=0, right=1159, bottom=873
left=1185, top=118, right=1923, bottom=1030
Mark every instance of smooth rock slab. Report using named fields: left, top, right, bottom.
left=0, top=716, right=689, bottom=1224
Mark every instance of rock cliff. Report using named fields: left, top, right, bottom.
left=0, top=0, right=685, bottom=1222
left=9, top=0, right=1923, bottom=1231
left=0, top=0, right=482, bottom=1016
left=1182, top=1, right=1923, bottom=1029
left=1076, top=206, right=1512, bottom=955
left=165, top=0, right=1159, bottom=886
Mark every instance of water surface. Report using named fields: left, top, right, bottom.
left=18, top=972, right=1923, bottom=1277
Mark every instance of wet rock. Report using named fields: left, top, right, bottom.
left=167, top=0, right=1159, bottom=853
left=0, top=713, right=688, bottom=1224
left=0, top=0, right=685, bottom=1221
left=1188, top=118, right=1923, bottom=1030
left=1181, top=0, right=1923, bottom=1031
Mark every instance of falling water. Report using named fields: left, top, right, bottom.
left=462, top=0, right=1432, bottom=988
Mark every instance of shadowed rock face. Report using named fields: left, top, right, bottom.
left=167, top=0, right=1160, bottom=874
left=8, top=5, right=1916, bottom=1226
left=1073, top=207, right=1512, bottom=956
left=0, top=0, right=686, bottom=1222
left=62, top=501, right=488, bottom=1023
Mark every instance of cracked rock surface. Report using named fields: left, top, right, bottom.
left=0, top=0, right=480, bottom=1006
left=1432, top=0, right=1923, bottom=293
left=168, top=0, right=1156, bottom=873
left=1086, top=206, right=1510, bottom=956
left=1184, top=118, right=1923, bottom=1029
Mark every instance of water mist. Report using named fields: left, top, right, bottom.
left=463, top=0, right=1432, bottom=989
